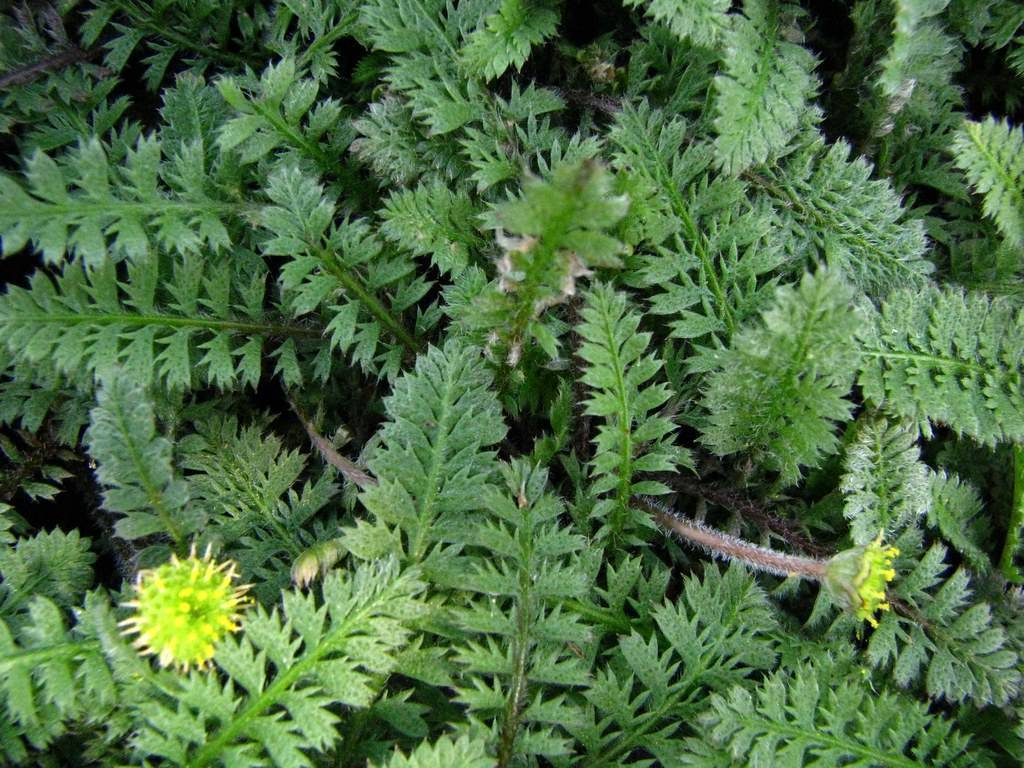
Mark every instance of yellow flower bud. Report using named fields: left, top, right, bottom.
left=823, top=533, right=900, bottom=628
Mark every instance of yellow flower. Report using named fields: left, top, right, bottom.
left=119, top=545, right=250, bottom=671
left=823, top=533, right=900, bottom=628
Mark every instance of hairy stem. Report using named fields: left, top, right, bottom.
left=287, top=396, right=377, bottom=489
left=0, top=47, right=99, bottom=90
left=668, top=476, right=832, bottom=558
left=634, top=496, right=827, bottom=580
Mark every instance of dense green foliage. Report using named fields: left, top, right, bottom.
left=1, top=0, right=1023, bottom=765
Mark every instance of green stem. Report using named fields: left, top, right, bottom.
left=0, top=570, right=53, bottom=613
left=250, top=100, right=335, bottom=172
left=861, top=349, right=987, bottom=375
left=190, top=588, right=394, bottom=767
left=497, top=557, right=533, bottom=767
left=999, top=445, right=1024, bottom=583
left=296, top=13, right=359, bottom=71
left=11, top=313, right=322, bottom=338
left=115, top=0, right=249, bottom=67
left=0, top=640, right=100, bottom=672
left=314, top=246, right=420, bottom=354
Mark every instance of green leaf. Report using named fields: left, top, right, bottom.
left=623, top=0, right=730, bottom=47
left=953, top=117, right=1024, bottom=248
left=114, top=559, right=428, bottom=768
left=0, top=255, right=312, bottom=391
left=460, top=0, right=559, bottom=81
left=712, top=0, right=818, bottom=175
left=379, top=181, right=481, bottom=276
left=840, top=415, right=930, bottom=545
left=355, top=340, right=506, bottom=563
left=462, top=160, right=628, bottom=363
left=0, top=596, right=113, bottom=752
left=760, top=139, right=933, bottom=295
left=857, top=286, right=1024, bottom=445
left=865, top=536, right=1020, bottom=706
left=578, top=282, right=690, bottom=538
left=694, top=659, right=985, bottom=767
left=697, top=269, right=861, bottom=485
left=86, top=377, right=195, bottom=545
left=0, top=137, right=240, bottom=266
left=376, top=733, right=495, bottom=768
left=0, top=529, right=94, bottom=614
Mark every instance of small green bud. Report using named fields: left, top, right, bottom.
left=291, top=539, right=345, bottom=588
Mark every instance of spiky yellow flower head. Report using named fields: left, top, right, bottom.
left=119, top=544, right=250, bottom=671
left=823, top=533, right=900, bottom=628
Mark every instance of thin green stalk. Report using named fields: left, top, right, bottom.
left=10, top=313, right=323, bottom=338
left=999, top=445, right=1024, bottom=583
left=115, top=0, right=249, bottom=67
left=314, top=246, right=421, bottom=354
left=0, top=640, right=100, bottom=672
left=497, top=568, right=533, bottom=767
left=296, top=13, right=360, bottom=71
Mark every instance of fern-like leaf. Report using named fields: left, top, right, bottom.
left=351, top=340, right=506, bottom=564
left=758, top=139, right=933, bottom=294
left=443, top=460, right=589, bottom=762
left=577, top=282, right=690, bottom=539
left=697, top=269, right=861, bottom=486
left=865, top=536, right=1020, bottom=706
left=608, top=100, right=788, bottom=344
left=359, top=0, right=485, bottom=135
left=873, top=0, right=959, bottom=137
left=928, top=470, right=989, bottom=573
left=952, top=116, right=1024, bottom=248
left=97, top=558, right=427, bottom=768
left=712, top=0, right=818, bottom=175
left=0, top=528, right=94, bottom=614
left=460, top=0, right=559, bottom=82
left=0, top=136, right=240, bottom=266
left=217, top=57, right=344, bottom=172
left=178, top=413, right=339, bottom=602
left=840, top=415, right=930, bottom=545
left=379, top=180, right=481, bottom=277
left=465, top=160, right=628, bottom=363
left=857, top=285, right=1024, bottom=445
left=266, top=165, right=426, bottom=377
left=573, top=564, right=778, bottom=765
left=80, top=0, right=259, bottom=89
left=623, top=0, right=730, bottom=48
left=0, top=596, right=114, bottom=753
left=376, top=733, right=495, bottom=768
left=0, top=254, right=316, bottom=390
left=86, top=377, right=194, bottom=546
left=692, top=659, right=984, bottom=767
